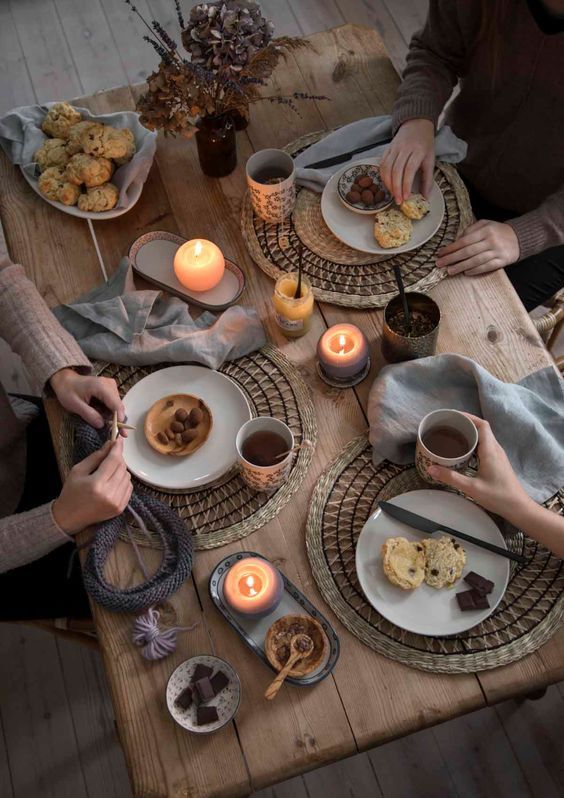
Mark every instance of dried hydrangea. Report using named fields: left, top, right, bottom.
left=182, top=1, right=274, bottom=75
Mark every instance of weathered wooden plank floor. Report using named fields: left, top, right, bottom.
left=1, top=1, right=563, bottom=796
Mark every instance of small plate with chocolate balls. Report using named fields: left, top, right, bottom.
left=337, top=162, right=392, bottom=215
left=167, top=655, right=240, bottom=734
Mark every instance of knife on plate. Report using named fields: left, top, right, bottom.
left=378, top=501, right=526, bottom=565
left=303, top=136, right=392, bottom=169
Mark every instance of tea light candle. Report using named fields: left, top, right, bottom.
left=317, top=323, right=369, bottom=381
left=173, top=239, right=225, bottom=292
left=223, top=558, right=284, bottom=618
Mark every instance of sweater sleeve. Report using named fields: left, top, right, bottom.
left=392, top=0, right=469, bottom=133
left=506, top=183, right=564, bottom=261
left=0, top=502, right=72, bottom=573
left=0, top=259, right=91, bottom=394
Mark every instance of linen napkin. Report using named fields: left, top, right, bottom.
left=53, top=258, right=266, bottom=368
left=295, top=116, right=467, bottom=193
left=0, top=103, right=157, bottom=209
left=367, top=353, right=564, bottom=504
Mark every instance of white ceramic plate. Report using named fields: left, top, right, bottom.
left=321, top=159, right=445, bottom=255
left=355, top=490, right=510, bottom=636
left=166, top=655, right=241, bottom=734
left=123, top=365, right=251, bottom=490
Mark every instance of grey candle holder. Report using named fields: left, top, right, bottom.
left=381, top=292, right=440, bottom=363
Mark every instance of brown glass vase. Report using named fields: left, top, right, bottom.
left=195, top=113, right=237, bottom=177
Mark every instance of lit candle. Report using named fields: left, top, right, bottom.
left=173, top=239, right=225, bottom=292
left=272, top=272, right=314, bottom=339
left=317, top=323, right=369, bottom=381
left=223, top=558, right=284, bottom=618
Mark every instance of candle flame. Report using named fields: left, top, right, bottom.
left=244, top=575, right=259, bottom=597
left=194, top=240, right=203, bottom=257
left=338, top=334, right=347, bottom=356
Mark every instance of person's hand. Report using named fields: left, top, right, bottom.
left=436, top=220, right=520, bottom=276
left=380, top=119, right=435, bottom=205
left=427, top=414, right=533, bottom=525
left=52, top=438, right=132, bottom=533
left=50, top=368, right=125, bottom=432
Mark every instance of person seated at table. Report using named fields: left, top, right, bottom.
left=0, top=249, right=132, bottom=621
left=429, top=415, right=564, bottom=558
left=380, top=0, right=564, bottom=310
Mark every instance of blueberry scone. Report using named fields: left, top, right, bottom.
left=66, top=153, right=114, bottom=187
left=381, top=536, right=426, bottom=590
left=37, top=166, right=80, bottom=206
left=82, top=124, right=135, bottom=160
left=41, top=102, right=82, bottom=140
left=374, top=208, right=412, bottom=248
left=422, top=535, right=466, bottom=589
left=77, top=182, right=119, bottom=212
left=33, top=138, right=69, bottom=172
left=66, top=120, right=98, bottom=155
left=399, top=193, right=431, bottom=220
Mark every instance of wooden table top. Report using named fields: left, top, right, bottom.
left=1, top=23, right=563, bottom=798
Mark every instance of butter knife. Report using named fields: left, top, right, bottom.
left=303, top=136, right=392, bottom=169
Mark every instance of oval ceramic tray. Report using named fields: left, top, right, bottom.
left=129, top=230, right=246, bottom=311
left=209, top=551, right=340, bottom=686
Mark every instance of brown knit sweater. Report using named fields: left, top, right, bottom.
left=392, top=0, right=564, bottom=260
left=0, top=250, right=90, bottom=573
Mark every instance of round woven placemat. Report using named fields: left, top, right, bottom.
left=60, top=346, right=316, bottom=551
left=306, top=435, right=564, bottom=673
left=241, top=130, right=473, bottom=308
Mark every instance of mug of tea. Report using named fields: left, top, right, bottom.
left=236, top=416, right=294, bottom=492
left=416, top=409, right=478, bottom=485
left=246, top=148, right=296, bottom=223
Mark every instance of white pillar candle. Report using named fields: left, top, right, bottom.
left=317, top=323, right=369, bottom=380
left=173, top=239, right=225, bottom=292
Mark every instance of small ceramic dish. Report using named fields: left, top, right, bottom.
left=337, top=162, right=392, bottom=215
left=166, top=655, right=241, bottom=735
left=144, top=393, right=213, bottom=457
left=264, top=614, right=329, bottom=678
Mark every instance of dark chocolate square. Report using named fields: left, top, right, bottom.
left=175, top=686, right=193, bottom=711
left=196, top=705, right=219, bottom=725
left=210, top=670, right=229, bottom=696
left=194, top=676, right=215, bottom=703
left=464, top=571, right=494, bottom=595
left=470, top=588, right=490, bottom=609
left=191, top=663, right=213, bottom=684
left=456, top=589, right=477, bottom=611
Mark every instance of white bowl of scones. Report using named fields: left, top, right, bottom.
left=23, top=101, right=156, bottom=219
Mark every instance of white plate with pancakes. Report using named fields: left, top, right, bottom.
left=122, top=365, right=251, bottom=491
left=320, top=160, right=445, bottom=255
left=355, top=490, right=510, bottom=636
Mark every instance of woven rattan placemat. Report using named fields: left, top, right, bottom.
left=60, top=346, right=316, bottom=551
left=306, top=435, right=564, bottom=673
left=241, top=130, right=473, bottom=308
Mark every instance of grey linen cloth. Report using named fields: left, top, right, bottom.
left=53, top=258, right=266, bottom=368
left=0, top=103, right=157, bottom=209
left=295, top=116, right=467, bottom=193
left=367, top=353, right=564, bottom=504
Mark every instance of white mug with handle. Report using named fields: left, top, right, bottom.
left=416, top=409, right=478, bottom=485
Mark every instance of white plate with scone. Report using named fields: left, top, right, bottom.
left=321, top=160, right=445, bottom=255
left=355, top=490, right=510, bottom=636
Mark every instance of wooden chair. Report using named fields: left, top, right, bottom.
left=533, top=291, right=564, bottom=371
left=24, top=618, right=99, bottom=650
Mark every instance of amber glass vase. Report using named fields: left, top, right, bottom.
left=195, top=113, right=237, bottom=177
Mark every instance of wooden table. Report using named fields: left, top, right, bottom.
left=1, top=24, right=562, bottom=798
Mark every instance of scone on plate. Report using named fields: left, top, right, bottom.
left=66, top=120, right=98, bottom=155
left=374, top=208, right=412, bottom=248
left=400, top=193, right=430, bottom=220
left=423, top=535, right=466, bottom=589
left=38, top=166, right=80, bottom=206
left=77, top=182, right=119, bottom=212
left=82, top=124, right=135, bottom=160
left=34, top=138, right=69, bottom=172
left=42, top=102, right=82, bottom=140
left=381, top=536, right=426, bottom=590
left=66, top=153, right=114, bottom=187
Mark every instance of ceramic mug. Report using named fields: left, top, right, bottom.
left=415, top=409, right=478, bottom=485
left=246, top=149, right=296, bottom=223
left=236, top=416, right=294, bottom=492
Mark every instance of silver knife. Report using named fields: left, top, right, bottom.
left=379, top=501, right=526, bottom=565
left=303, top=136, right=392, bottom=169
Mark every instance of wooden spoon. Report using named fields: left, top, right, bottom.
left=264, top=634, right=314, bottom=701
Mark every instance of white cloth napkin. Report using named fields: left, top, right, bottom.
left=295, top=116, right=467, bottom=193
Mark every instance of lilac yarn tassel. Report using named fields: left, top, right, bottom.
left=132, top=606, right=198, bottom=661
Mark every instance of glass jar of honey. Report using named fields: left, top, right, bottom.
left=272, top=273, right=314, bottom=338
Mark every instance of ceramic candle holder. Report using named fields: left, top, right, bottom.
left=223, top=557, right=284, bottom=618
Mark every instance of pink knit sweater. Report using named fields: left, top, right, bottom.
left=0, top=254, right=90, bottom=573
left=392, top=0, right=564, bottom=260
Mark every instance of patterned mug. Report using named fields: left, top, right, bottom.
left=416, top=409, right=478, bottom=485
left=246, top=149, right=296, bottom=223
left=236, top=416, right=294, bottom=492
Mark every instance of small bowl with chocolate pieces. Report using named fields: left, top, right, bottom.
left=144, top=393, right=213, bottom=458
left=337, top=162, right=392, bottom=215
left=166, top=654, right=241, bottom=735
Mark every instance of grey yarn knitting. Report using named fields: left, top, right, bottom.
left=73, top=421, right=193, bottom=613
